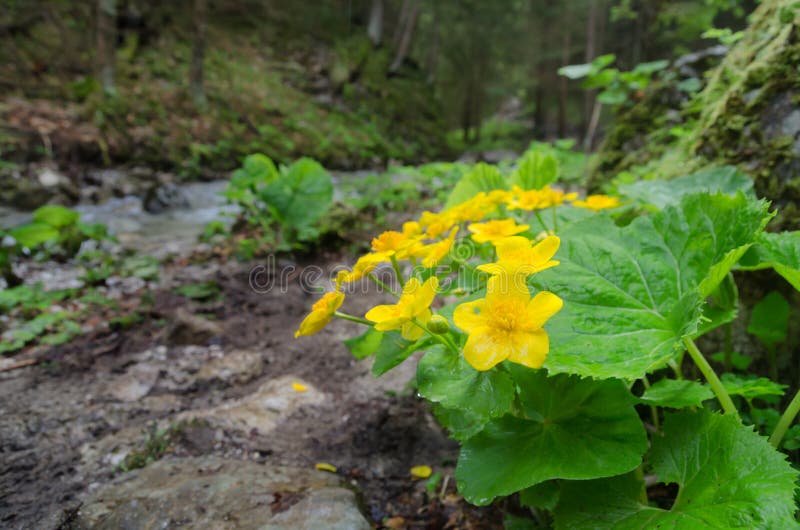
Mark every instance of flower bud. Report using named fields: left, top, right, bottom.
left=427, top=315, right=451, bottom=334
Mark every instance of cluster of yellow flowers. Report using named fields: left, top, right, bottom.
left=295, top=185, right=620, bottom=371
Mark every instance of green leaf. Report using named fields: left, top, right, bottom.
left=343, top=327, right=384, bottom=359
left=228, top=153, right=279, bottom=192
left=445, top=163, right=507, bottom=208
left=9, top=223, right=60, bottom=248
left=531, top=193, right=771, bottom=379
left=747, top=291, right=790, bottom=344
left=618, top=166, right=753, bottom=210
left=554, top=411, right=799, bottom=529
left=33, top=205, right=80, bottom=228
left=558, top=63, right=593, bottom=79
left=738, top=231, right=800, bottom=290
left=173, top=281, right=221, bottom=301
left=455, top=369, right=647, bottom=505
left=417, top=346, right=514, bottom=421
left=720, top=373, right=786, bottom=400
left=371, top=331, right=431, bottom=376
left=520, top=481, right=560, bottom=511
left=431, top=403, right=489, bottom=442
left=510, top=150, right=559, bottom=190
left=638, top=379, right=713, bottom=408
left=260, top=157, right=333, bottom=232
left=710, top=351, right=753, bottom=371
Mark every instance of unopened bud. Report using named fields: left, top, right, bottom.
left=427, top=315, right=451, bottom=334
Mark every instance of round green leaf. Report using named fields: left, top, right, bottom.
left=532, top=193, right=771, bottom=380
left=455, top=368, right=647, bottom=505
left=417, top=346, right=514, bottom=421
left=638, top=379, right=713, bottom=409
left=554, top=410, right=799, bottom=529
left=33, top=205, right=80, bottom=228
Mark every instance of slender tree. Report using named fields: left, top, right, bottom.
left=367, top=0, right=383, bottom=46
left=389, top=0, right=419, bottom=72
left=96, top=0, right=116, bottom=95
left=189, top=0, right=208, bottom=107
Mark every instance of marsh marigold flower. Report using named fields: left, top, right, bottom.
left=420, top=227, right=459, bottom=267
left=336, top=252, right=388, bottom=288
left=572, top=194, right=621, bottom=211
left=477, top=235, right=560, bottom=277
left=419, top=211, right=455, bottom=239
left=453, top=274, right=563, bottom=370
left=371, top=230, right=423, bottom=259
left=469, top=219, right=529, bottom=244
left=295, top=291, right=345, bottom=338
left=365, top=277, right=438, bottom=341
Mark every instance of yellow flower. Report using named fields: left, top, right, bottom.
left=371, top=231, right=423, bottom=259
left=448, top=193, right=493, bottom=223
left=453, top=275, right=563, bottom=370
left=420, top=227, right=459, bottom=267
left=336, top=252, right=388, bottom=288
left=419, top=211, right=455, bottom=239
left=469, top=219, right=529, bottom=244
left=506, top=186, right=544, bottom=211
left=572, top=194, right=621, bottom=210
left=402, top=221, right=422, bottom=237
left=477, top=235, right=560, bottom=277
left=294, top=291, right=345, bottom=338
left=539, top=186, right=578, bottom=208
left=365, top=277, right=439, bottom=341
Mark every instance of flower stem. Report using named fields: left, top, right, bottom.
left=769, top=387, right=800, bottom=448
left=334, top=311, right=372, bottom=326
left=411, top=318, right=460, bottom=354
left=534, top=210, right=550, bottom=234
left=390, top=255, right=405, bottom=287
left=367, top=273, right=400, bottom=298
left=641, top=376, right=660, bottom=430
left=682, top=336, right=738, bottom=419
left=551, top=206, right=558, bottom=233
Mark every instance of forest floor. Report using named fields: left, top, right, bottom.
left=0, top=247, right=509, bottom=529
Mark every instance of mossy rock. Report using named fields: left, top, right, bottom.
left=592, top=0, right=800, bottom=229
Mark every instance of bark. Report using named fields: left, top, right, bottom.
left=582, top=0, right=598, bottom=137
left=389, top=0, right=419, bottom=73
left=96, top=0, right=117, bottom=95
left=190, top=0, right=208, bottom=107
left=558, top=29, right=571, bottom=138
left=367, top=0, right=383, bottom=46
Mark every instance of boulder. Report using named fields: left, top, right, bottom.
left=75, top=456, right=371, bottom=530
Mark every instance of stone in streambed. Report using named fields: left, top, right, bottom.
left=76, top=456, right=370, bottom=530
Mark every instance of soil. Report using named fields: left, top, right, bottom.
left=0, top=251, right=507, bottom=529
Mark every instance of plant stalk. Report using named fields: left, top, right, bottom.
left=769, top=388, right=800, bottom=448
left=334, top=311, right=372, bottom=326
left=682, top=336, right=738, bottom=419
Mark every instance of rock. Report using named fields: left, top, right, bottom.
left=167, top=307, right=224, bottom=345
left=37, top=167, right=68, bottom=187
left=196, top=349, right=263, bottom=385
left=179, top=375, right=324, bottom=435
left=76, top=456, right=371, bottom=530
left=143, top=182, right=190, bottom=213
left=106, top=364, right=160, bottom=402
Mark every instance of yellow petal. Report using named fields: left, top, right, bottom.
left=530, top=235, right=560, bottom=263
left=494, top=236, right=534, bottom=261
left=401, top=319, right=425, bottom=341
left=462, top=328, right=511, bottom=371
left=292, top=382, right=308, bottom=392
left=453, top=299, right=486, bottom=333
left=294, top=310, right=333, bottom=338
left=408, top=277, right=439, bottom=317
left=525, top=291, right=564, bottom=329
left=410, top=465, right=432, bottom=479
left=485, top=273, right=531, bottom=306
left=315, top=462, right=337, bottom=473
left=506, top=329, right=549, bottom=369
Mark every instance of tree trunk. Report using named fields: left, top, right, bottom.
left=582, top=0, right=598, bottom=138
left=96, top=0, right=116, bottom=95
left=367, top=0, right=383, bottom=46
left=190, top=0, right=208, bottom=107
left=557, top=29, right=571, bottom=138
left=392, top=0, right=411, bottom=48
left=389, top=0, right=419, bottom=73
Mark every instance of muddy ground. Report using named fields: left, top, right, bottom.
left=0, top=251, right=509, bottom=529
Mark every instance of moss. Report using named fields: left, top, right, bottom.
left=592, top=0, right=800, bottom=229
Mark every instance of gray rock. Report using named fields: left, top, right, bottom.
left=76, top=456, right=370, bottom=530
left=167, top=307, right=224, bottom=345
left=143, top=182, right=190, bottom=213
left=179, top=375, right=324, bottom=435
left=196, top=349, right=263, bottom=385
